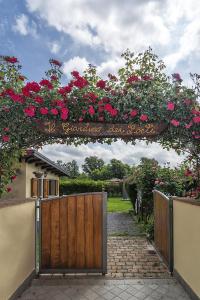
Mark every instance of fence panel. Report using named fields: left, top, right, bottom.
left=153, top=190, right=173, bottom=272
left=40, top=192, right=107, bottom=274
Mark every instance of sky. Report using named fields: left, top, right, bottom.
left=1, top=0, right=199, bottom=168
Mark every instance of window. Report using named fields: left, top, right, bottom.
left=49, top=180, right=58, bottom=196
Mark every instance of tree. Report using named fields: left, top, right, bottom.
left=57, top=159, right=79, bottom=178
left=107, top=159, right=131, bottom=179
left=82, top=156, right=104, bottom=176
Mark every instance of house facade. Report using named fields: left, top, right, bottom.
left=3, top=149, right=68, bottom=199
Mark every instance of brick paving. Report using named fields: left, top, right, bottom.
left=107, top=237, right=169, bottom=278
left=108, top=213, right=144, bottom=236
left=18, top=278, right=191, bottom=300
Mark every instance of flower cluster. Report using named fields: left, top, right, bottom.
left=0, top=50, right=200, bottom=195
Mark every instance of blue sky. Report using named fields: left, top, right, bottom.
left=1, top=0, right=199, bottom=167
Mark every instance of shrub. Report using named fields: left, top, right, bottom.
left=60, top=178, right=123, bottom=197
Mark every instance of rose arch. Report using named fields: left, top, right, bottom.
left=0, top=49, right=199, bottom=195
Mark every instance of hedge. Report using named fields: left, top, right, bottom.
left=60, top=179, right=122, bottom=197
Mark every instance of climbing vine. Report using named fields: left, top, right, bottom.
left=0, top=49, right=199, bottom=195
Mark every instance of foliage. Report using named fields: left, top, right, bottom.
left=82, top=156, right=104, bottom=175
left=59, top=178, right=123, bottom=197
left=0, top=49, right=200, bottom=194
left=57, top=159, right=79, bottom=178
left=107, top=197, right=133, bottom=213
left=154, top=163, right=185, bottom=196
left=90, top=158, right=131, bottom=180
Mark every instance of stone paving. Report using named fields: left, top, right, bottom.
left=108, top=213, right=144, bottom=236
left=107, top=237, right=169, bottom=278
left=18, top=278, right=191, bottom=300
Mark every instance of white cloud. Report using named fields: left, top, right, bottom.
left=40, top=141, right=185, bottom=169
left=13, top=14, right=37, bottom=37
left=48, top=41, right=61, bottom=54
left=26, top=0, right=200, bottom=71
left=62, top=56, right=90, bottom=77
left=26, top=0, right=170, bottom=54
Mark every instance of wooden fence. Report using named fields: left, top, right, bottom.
left=39, top=192, right=107, bottom=274
left=153, top=190, right=173, bottom=273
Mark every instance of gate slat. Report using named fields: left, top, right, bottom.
left=40, top=192, right=107, bottom=273
left=153, top=190, right=173, bottom=272
left=76, top=195, right=85, bottom=268
left=50, top=199, right=60, bottom=268
left=93, top=194, right=103, bottom=268
left=60, top=197, right=68, bottom=267
left=67, top=196, right=76, bottom=268
left=85, top=194, right=94, bottom=268
left=41, top=201, right=51, bottom=268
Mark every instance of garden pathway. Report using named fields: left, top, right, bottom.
left=108, top=212, right=144, bottom=236
left=107, top=212, right=169, bottom=279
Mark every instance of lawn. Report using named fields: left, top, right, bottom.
left=107, top=197, right=133, bottom=212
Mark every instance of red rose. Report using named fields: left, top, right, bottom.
left=25, top=82, right=41, bottom=93
left=51, top=108, right=59, bottom=115
left=130, top=109, right=138, bottom=117
left=73, top=77, right=88, bottom=89
left=6, top=187, right=12, bottom=192
left=3, top=127, right=9, bottom=132
left=96, top=80, right=106, bottom=89
left=50, top=59, right=62, bottom=67
left=110, top=108, right=118, bottom=117
left=142, top=75, right=152, bottom=81
left=61, top=107, right=69, bottom=120
left=79, top=117, right=84, bottom=122
left=34, top=96, right=44, bottom=104
left=167, top=102, right=175, bottom=111
left=140, top=114, right=148, bottom=121
left=88, top=106, right=95, bottom=116
left=71, top=71, right=80, bottom=78
left=2, top=135, right=10, bottom=142
left=4, top=56, right=18, bottom=63
left=40, top=107, right=48, bottom=115
left=127, top=75, right=140, bottom=84
left=24, top=105, right=36, bottom=117
left=39, top=79, right=53, bottom=90
left=104, top=103, right=113, bottom=112
left=11, top=175, right=17, bottom=180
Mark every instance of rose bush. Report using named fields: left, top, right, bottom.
left=0, top=48, right=199, bottom=195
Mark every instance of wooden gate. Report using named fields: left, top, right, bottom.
left=153, top=190, right=173, bottom=273
left=39, top=192, right=107, bottom=274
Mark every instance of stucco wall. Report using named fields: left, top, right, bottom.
left=0, top=200, right=35, bottom=300
left=25, top=162, right=59, bottom=198
left=173, top=199, right=200, bottom=297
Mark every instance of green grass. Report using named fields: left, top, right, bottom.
left=107, top=197, right=133, bottom=212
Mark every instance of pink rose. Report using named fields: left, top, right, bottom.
left=2, top=135, right=10, bottom=142
left=140, top=114, right=148, bottom=121
left=171, top=119, right=180, bottom=127
left=40, top=107, right=48, bottom=115
left=130, top=109, right=138, bottom=117
left=167, top=102, right=175, bottom=111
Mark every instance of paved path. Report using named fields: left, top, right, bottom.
left=19, top=278, right=191, bottom=300
left=107, top=237, right=169, bottom=278
left=108, top=213, right=144, bottom=236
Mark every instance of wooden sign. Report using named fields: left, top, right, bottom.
left=41, top=121, right=167, bottom=138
